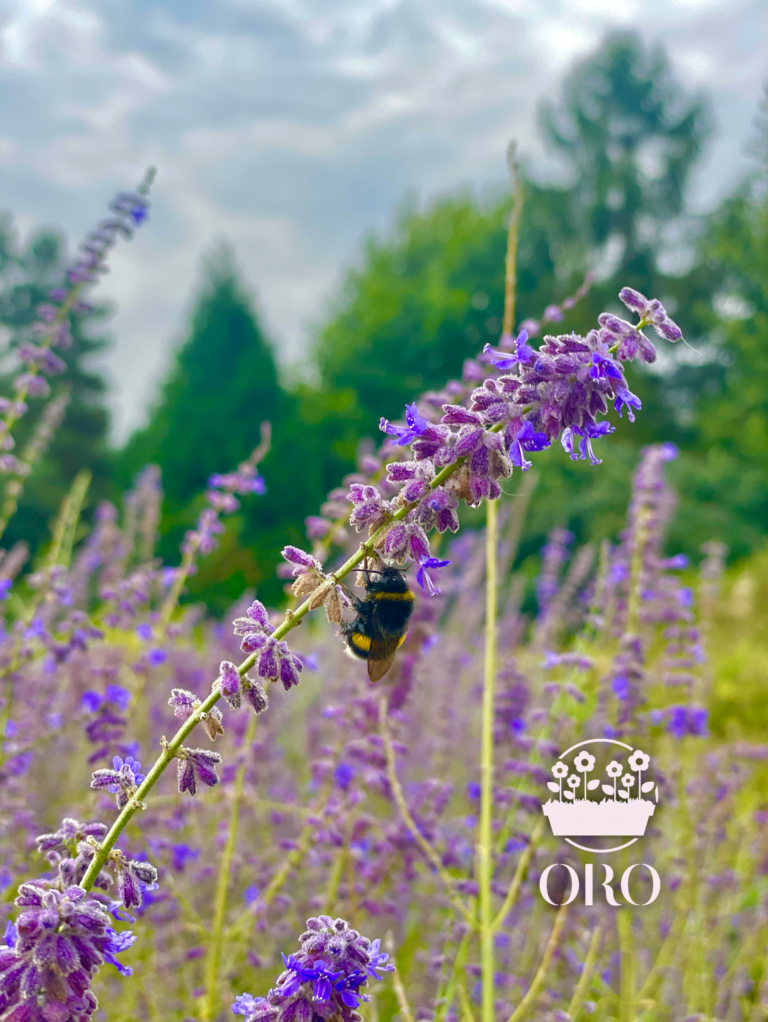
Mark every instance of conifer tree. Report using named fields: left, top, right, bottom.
left=118, top=247, right=324, bottom=609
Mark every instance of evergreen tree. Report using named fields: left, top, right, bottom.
left=539, top=32, right=711, bottom=279
left=118, top=248, right=333, bottom=610
left=0, top=217, right=113, bottom=553
left=120, top=248, right=283, bottom=511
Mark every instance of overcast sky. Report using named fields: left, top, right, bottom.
left=1, top=0, right=766, bottom=441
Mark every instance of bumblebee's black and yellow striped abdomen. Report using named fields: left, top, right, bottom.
left=341, top=566, right=414, bottom=682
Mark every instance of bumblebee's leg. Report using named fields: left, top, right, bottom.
left=335, top=579, right=366, bottom=614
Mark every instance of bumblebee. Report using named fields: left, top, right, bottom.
left=341, top=566, right=415, bottom=682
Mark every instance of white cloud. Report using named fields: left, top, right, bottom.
left=0, top=0, right=764, bottom=441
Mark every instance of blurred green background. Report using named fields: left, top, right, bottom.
left=1, top=33, right=767, bottom=612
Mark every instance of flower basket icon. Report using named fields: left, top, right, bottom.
left=542, top=747, right=658, bottom=837
left=542, top=798, right=656, bottom=837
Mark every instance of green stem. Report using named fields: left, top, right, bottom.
left=491, top=817, right=545, bottom=931
left=158, top=543, right=198, bottom=635
left=505, top=905, right=568, bottom=1022
left=567, top=924, right=603, bottom=1022
left=79, top=431, right=484, bottom=894
left=203, top=713, right=258, bottom=1021
left=618, top=910, right=635, bottom=1022
left=478, top=498, right=498, bottom=1022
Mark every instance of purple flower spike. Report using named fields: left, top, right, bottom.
left=416, top=556, right=451, bottom=597
left=232, top=917, right=392, bottom=1022
left=379, top=402, right=429, bottom=446
left=0, top=882, right=137, bottom=1018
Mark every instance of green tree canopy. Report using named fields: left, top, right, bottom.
left=539, top=32, right=712, bottom=278
left=309, top=33, right=726, bottom=563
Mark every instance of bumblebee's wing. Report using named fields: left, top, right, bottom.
left=367, top=636, right=399, bottom=682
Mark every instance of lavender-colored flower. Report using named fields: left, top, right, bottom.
left=561, top=421, right=615, bottom=465
left=217, top=661, right=242, bottom=709
left=614, top=386, right=642, bottom=421
left=423, top=487, right=460, bottom=534
left=241, top=675, right=269, bottom=715
left=0, top=883, right=136, bottom=1020
left=168, top=688, right=199, bottom=720
left=380, top=403, right=429, bottom=445
left=176, top=746, right=223, bottom=796
left=35, top=818, right=105, bottom=852
left=416, top=556, right=451, bottom=597
left=619, top=288, right=683, bottom=342
left=234, top=596, right=276, bottom=637
left=113, top=854, right=158, bottom=910
left=506, top=420, right=551, bottom=470
left=346, top=484, right=393, bottom=532
left=542, top=651, right=593, bottom=671
left=483, top=329, right=534, bottom=369
left=91, top=755, right=146, bottom=809
left=169, top=681, right=224, bottom=739
left=281, top=545, right=323, bottom=578
left=232, top=916, right=393, bottom=1022
left=233, top=993, right=272, bottom=1018
left=652, top=704, right=708, bottom=738
left=334, top=762, right=354, bottom=790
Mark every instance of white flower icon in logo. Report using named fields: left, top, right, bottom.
left=621, top=773, right=635, bottom=789
left=628, top=749, right=651, bottom=792
left=567, top=775, right=580, bottom=790
left=573, top=751, right=596, bottom=800
left=605, top=759, right=623, bottom=798
left=628, top=750, right=650, bottom=771
left=550, top=760, right=569, bottom=800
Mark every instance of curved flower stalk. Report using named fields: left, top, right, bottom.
left=231, top=916, right=393, bottom=1022
left=0, top=169, right=156, bottom=544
